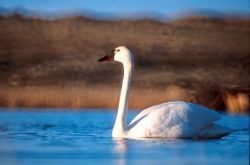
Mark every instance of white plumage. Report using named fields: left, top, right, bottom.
left=128, top=101, right=229, bottom=138
left=98, top=46, right=231, bottom=139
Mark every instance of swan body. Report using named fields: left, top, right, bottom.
left=127, top=101, right=230, bottom=138
left=98, top=46, right=231, bottom=139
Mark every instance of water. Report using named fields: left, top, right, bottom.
left=0, top=109, right=249, bottom=165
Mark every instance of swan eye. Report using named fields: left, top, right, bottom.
left=111, top=49, right=120, bottom=56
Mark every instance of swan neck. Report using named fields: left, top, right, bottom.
left=113, top=63, right=133, bottom=135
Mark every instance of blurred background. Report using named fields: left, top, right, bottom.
left=0, top=0, right=249, bottom=114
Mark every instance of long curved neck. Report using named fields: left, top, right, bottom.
left=113, top=62, right=133, bottom=136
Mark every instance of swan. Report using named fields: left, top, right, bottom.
left=98, top=46, right=231, bottom=139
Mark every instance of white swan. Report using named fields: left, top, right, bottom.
left=98, top=46, right=231, bottom=139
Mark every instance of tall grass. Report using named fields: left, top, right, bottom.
left=0, top=86, right=116, bottom=108
left=0, top=85, right=191, bottom=109
left=0, top=85, right=248, bottom=113
left=223, top=92, right=249, bottom=114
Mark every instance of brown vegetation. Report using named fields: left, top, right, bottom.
left=0, top=15, right=249, bottom=113
left=0, top=85, right=227, bottom=110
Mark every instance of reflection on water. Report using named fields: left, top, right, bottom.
left=0, top=109, right=249, bottom=165
left=113, top=139, right=127, bottom=165
left=114, top=139, right=127, bottom=154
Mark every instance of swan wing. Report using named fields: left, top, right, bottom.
left=129, top=103, right=162, bottom=126
left=128, top=101, right=221, bottom=138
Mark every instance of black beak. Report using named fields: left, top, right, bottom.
left=98, top=54, right=114, bottom=62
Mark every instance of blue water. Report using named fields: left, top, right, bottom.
left=0, top=109, right=249, bottom=165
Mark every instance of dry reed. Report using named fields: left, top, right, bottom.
left=0, top=85, right=249, bottom=113
left=0, top=85, right=192, bottom=109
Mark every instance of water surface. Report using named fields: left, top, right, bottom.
left=0, top=109, right=249, bottom=165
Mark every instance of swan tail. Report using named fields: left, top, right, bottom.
left=197, top=124, right=232, bottom=139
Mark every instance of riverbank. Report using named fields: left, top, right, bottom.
left=0, top=15, right=249, bottom=113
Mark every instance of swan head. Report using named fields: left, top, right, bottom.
left=98, top=46, right=134, bottom=67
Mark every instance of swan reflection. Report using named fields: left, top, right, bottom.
left=113, top=138, right=127, bottom=153
left=113, top=138, right=127, bottom=165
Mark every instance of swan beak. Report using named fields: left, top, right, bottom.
left=98, top=54, right=114, bottom=62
